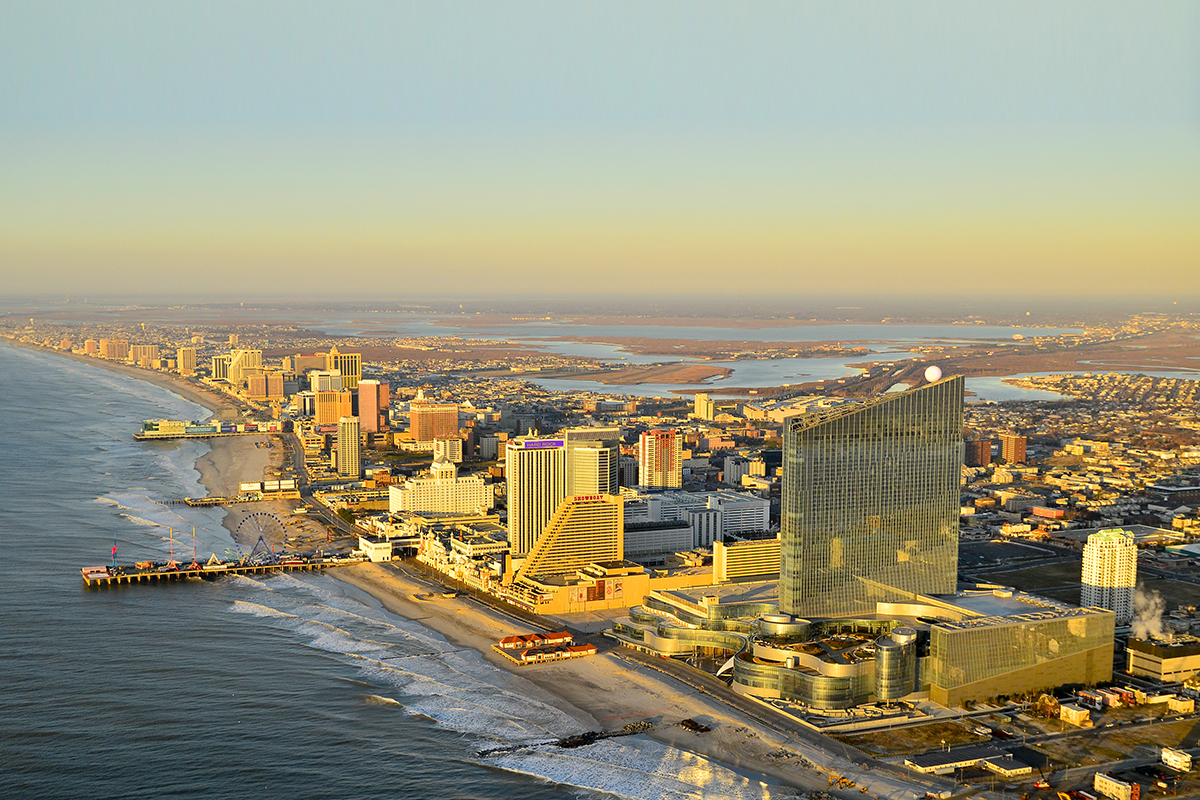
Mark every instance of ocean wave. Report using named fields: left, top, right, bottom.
left=119, top=514, right=161, bottom=527
left=230, top=600, right=298, bottom=619
left=220, top=574, right=788, bottom=800
left=94, top=497, right=121, bottom=507
left=226, top=574, right=273, bottom=590
left=489, top=738, right=786, bottom=800
left=226, top=579, right=578, bottom=742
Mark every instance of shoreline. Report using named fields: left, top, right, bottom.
left=331, top=563, right=843, bottom=798
left=3, top=339, right=240, bottom=421
left=14, top=339, right=880, bottom=797
left=6, top=341, right=331, bottom=553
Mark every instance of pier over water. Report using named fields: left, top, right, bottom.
left=81, top=556, right=365, bottom=588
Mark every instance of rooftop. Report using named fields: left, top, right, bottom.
left=668, top=580, right=780, bottom=607
left=947, top=587, right=1073, bottom=618
left=934, top=605, right=1111, bottom=633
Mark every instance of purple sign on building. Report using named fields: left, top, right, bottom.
left=523, top=439, right=563, bottom=449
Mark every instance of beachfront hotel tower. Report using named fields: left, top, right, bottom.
left=337, top=416, right=361, bottom=479
left=325, top=346, right=362, bottom=390
left=780, top=376, right=963, bottom=618
left=176, top=346, right=197, bottom=376
left=506, top=436, right=567, bottom=557
left=638, top=429, right=682, bottom=489
left=517, top=494, right=623, bottom=579
left=1081, top=529, right=1137, bottom=626
left=388, top=455, right=492, bottom=515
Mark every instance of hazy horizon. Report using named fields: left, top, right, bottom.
left=3, top=2, right=1197, bottom=297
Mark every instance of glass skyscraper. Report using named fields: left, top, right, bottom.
left=780, top=376, right=963, bottom=618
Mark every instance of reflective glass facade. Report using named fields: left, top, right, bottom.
left=928, top=608, right=1114, bottom=705
left=732, top=654, right=874, bottom=709
left=874, top=637, right=918, bottom=701
left=781, top=377, right=963, bottom=618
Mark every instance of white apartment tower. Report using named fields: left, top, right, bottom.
left=638, top=429, right=682, bottom=489
left=176, top=347, right=197, bottom=376
left=337, top=416, right=362, bottom=479
left=1081, top=528, right=1137, bottom=626
left=694, top=392, right=715, bottom=421
left=227, top=348, right=263, bottom=388
left=505, top=436, right=567, bottom=557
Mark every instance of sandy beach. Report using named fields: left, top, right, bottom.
left=20, top=340, right=901, bottom=798
left=194, top=434, right=320, bottom=547
left=11, top=342, right=334, bottom=555
left=6, top=341, right=244, bottom=420
left=332, top=563, right=883, bottom=799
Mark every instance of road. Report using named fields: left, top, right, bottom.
left=282, top=431, right=359, bottom=538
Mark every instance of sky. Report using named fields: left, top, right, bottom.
left=1, top=1, right=1197, bottom=299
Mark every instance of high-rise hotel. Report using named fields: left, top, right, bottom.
left=1081, top=529, right=1137, bottom=625
left=563, top=426, right=620, bottom=496
left=780, top=376, right=963, bottom=618
left=505, top=436, right=568, bottom=557
left=337, top=416, right=361, bottom=479
left=325, top=346, right=362, bottom=390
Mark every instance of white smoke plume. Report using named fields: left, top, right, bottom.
left=1132, top=586, right=1167, bottom=641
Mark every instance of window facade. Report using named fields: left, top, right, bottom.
left=781, top=377, right=963, bottom=618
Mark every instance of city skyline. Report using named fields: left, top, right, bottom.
left=9, top=302, right=1200, bottom=797
left=5, top=4, right=1200, bottom=796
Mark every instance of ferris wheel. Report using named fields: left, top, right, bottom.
left=236, top=512, right=285, bottom=549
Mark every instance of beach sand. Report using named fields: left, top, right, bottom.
left=10, top=343, right=335, bottom=556
left=193, top=435, right=333, bottom=553
left=21, top=341, right=898, bottom=798
left=333, top=563, right=860, bottom=798
left=8, top=341, right=243, bottom=419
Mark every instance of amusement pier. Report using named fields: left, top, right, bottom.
left=82, top=552, right=366, bottom=587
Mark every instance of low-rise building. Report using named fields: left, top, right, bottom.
left=1162, top=747, right=1192, bottom=772
left=1093, top=772, right=1139, bottom=800
left=903, top=745, right=1033, bottom=778
left=1059, top=703, right=1092, bottom=727
left=1127, top=635, right=1200, bottom=681
left=608, top=584, right=1114, bottom=711
left=357, top=536, right=394, bottom=563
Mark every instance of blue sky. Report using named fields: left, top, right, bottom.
left=2, top=1, right=1197, bottom=296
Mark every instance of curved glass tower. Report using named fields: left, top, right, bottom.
left=780, top=376, right=963, bottom=618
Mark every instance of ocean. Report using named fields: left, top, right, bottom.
left=0, top=343, right=783, bottom=800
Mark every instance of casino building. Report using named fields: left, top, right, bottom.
left=607, top=376, right=1115, bottom=709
